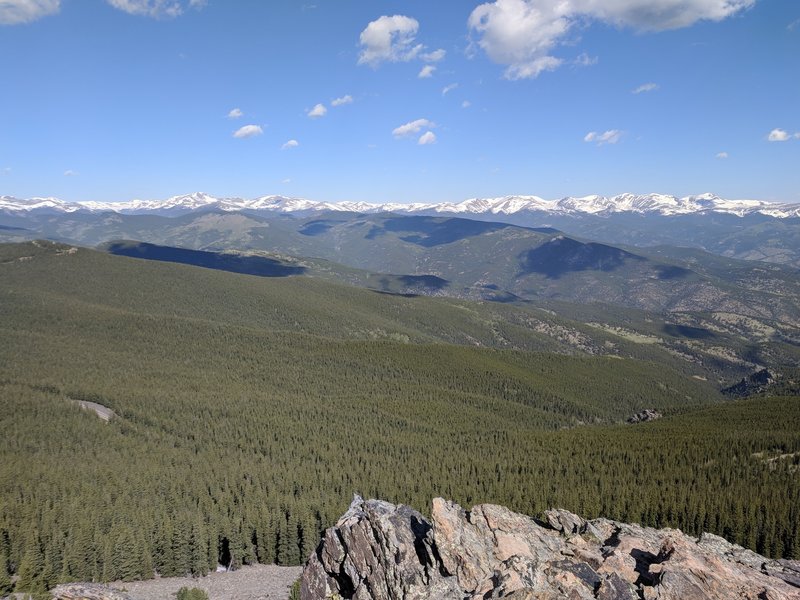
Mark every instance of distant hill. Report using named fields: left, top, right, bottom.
left=4, top=191, right=800, bottom=267
left=3, top=208, right=799, bottom=327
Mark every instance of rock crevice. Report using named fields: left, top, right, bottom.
left=301, top=496, right=800, bottom=600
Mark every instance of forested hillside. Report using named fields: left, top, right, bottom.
left=1, top=241, right=798, bottom=596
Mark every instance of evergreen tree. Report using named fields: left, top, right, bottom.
left=0, top=547, right=12, bottom=595
left=15, top=531, right=47, bottom=594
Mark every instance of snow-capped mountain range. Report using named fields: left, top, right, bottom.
left=2, top=191, right=799, bottom=218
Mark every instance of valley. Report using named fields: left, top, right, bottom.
left=3, top=2, right=799, bottom=597
left=1, top=239, right=799, bottom=597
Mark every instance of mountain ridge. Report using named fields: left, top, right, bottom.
left=3, top=191, right=800, bottom=218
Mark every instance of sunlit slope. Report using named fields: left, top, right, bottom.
left=0, top=241, right=719, bottom=428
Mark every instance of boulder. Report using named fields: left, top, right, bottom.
left=300, top=497, right=800, bottom=599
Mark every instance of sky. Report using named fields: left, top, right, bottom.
left=0, top=0, right=798, bottom=204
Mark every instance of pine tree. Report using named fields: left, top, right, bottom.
left=190, top=519, right=208, bottom=576
left=0, top=547, right=12, bottom=596
left=15, top=530, right=47, bottom=594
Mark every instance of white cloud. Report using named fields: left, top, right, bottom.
left=307, top=103, right=327, bottom=118
left=281, top=178, right=292, bottom=184
left=331, top=95, right=353, bottom=107
left=418, top=65, right=436, bottom=78
left=393, top=118, right=435, bottom=138
left=358, top=14, right=422, bottom=66
left=442, top=83, right=459, bottom=95
left=584, top=130, right=623, bottom=145
left=633, top=82, right=659, bottom=94
left=789, top=18, right=800, bottom=31
left=418, top=131, right=437, bottom=145
left=63, top=169, right=77, bottom=176
left=1, top=167, right=12, bottom=175
left=468, top=0, right=755, bottom=79
left=282, top=139, right=299, bottom=150
left=768, top=128, right=790, bottom=142
left=0, top=0, right=59, bottom=25
left=228, top=108, right=243, bottom=119
left=233, top=124, right=263, bottom=139
left=574, top=52, right=598, bottom=67
left=421, top=48, right=446, bottom=62
left=106, top=0, right=205, bottom=18
left=716, top=151, right=728, bottom=159
left=462, top=100, right=472, bottom=108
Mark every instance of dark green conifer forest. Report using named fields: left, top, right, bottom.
left=1, top=242, right=798, bottom=594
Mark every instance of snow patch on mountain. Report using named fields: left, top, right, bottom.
left=2, top=192, right=799, bottom=218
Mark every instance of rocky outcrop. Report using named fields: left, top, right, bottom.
left=51, top=583, right=134, bottom=600
left=301, top=495, right=800, bottom=599
left=722, top=368, right=775, bottom=398
left=626, top=409, right=662, bottom=424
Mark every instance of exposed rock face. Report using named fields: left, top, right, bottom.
left=300, top=496, right=460, bottom=599
left=301, top=496, right=800, bottom=599
left=722, top=368, right=775, bottom=398
left=51, top=583, right=134, bottom=600
left=626, top=409, right=662, bottom=424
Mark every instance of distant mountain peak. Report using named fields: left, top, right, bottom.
left=2, top=192, right=799, bottom=218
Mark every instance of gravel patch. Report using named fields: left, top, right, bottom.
left=110, top=565, right=303, bottom=600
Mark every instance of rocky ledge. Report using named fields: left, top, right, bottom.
left=301, top=496, right=800, bottom=599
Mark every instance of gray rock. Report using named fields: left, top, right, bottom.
left=300, top=495, right=460, bottom=600
left=51, top=583, right=134, bottom=600
left=626, top=409, right=662, bottom=424
left=545, top=508, right=586, bottom=536
left=300, top=498, right=800, bottom=599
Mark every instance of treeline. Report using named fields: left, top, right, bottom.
left=0, top=243, right=798, bottom=595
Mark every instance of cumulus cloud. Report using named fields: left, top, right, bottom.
left=421, top=48, right=446, bottom=62
left=767, top=128, right=790, bottom=142
left=0, top=0, right=60, bottom=25
left=584, top=130, right=623, bottom=145
left=633, top=82, right=659, bottom=93
left=418, top=65, right=436, bottom=78
left=393, top=118, right=435, bottom=138
left=331, top=95, right=353, bottom=107
left=106, top=0, right=205, bottom=18
left=462, top=100, right=472, bottom=108
left=282, top=139, right=299, bottom=150
left=442, top=83, right=459, bottom=95
left=418, top=131, right=436, bottom=145
left=63, top=169, right=77, bottom=176
left=358, top=15, right=422, bottom=66
left=233, top=125, right=263, bottom=139
left=228, top=108, right=243, bottom=119
left=307, top=103, right=327, bottom=118
left=716, top=151, right=728, bottom=159
left=468, top=0, right=755, bottom=79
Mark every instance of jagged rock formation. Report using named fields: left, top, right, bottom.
left=51, top=583, right=133, bottom=600
left=626, top=409, right=662, bottom=424
left=301, top=496, right=800, bottom=599
left=722, top=368, right=775, bottom=398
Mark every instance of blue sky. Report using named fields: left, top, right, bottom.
left=1, top=0, right=798, bottom=203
